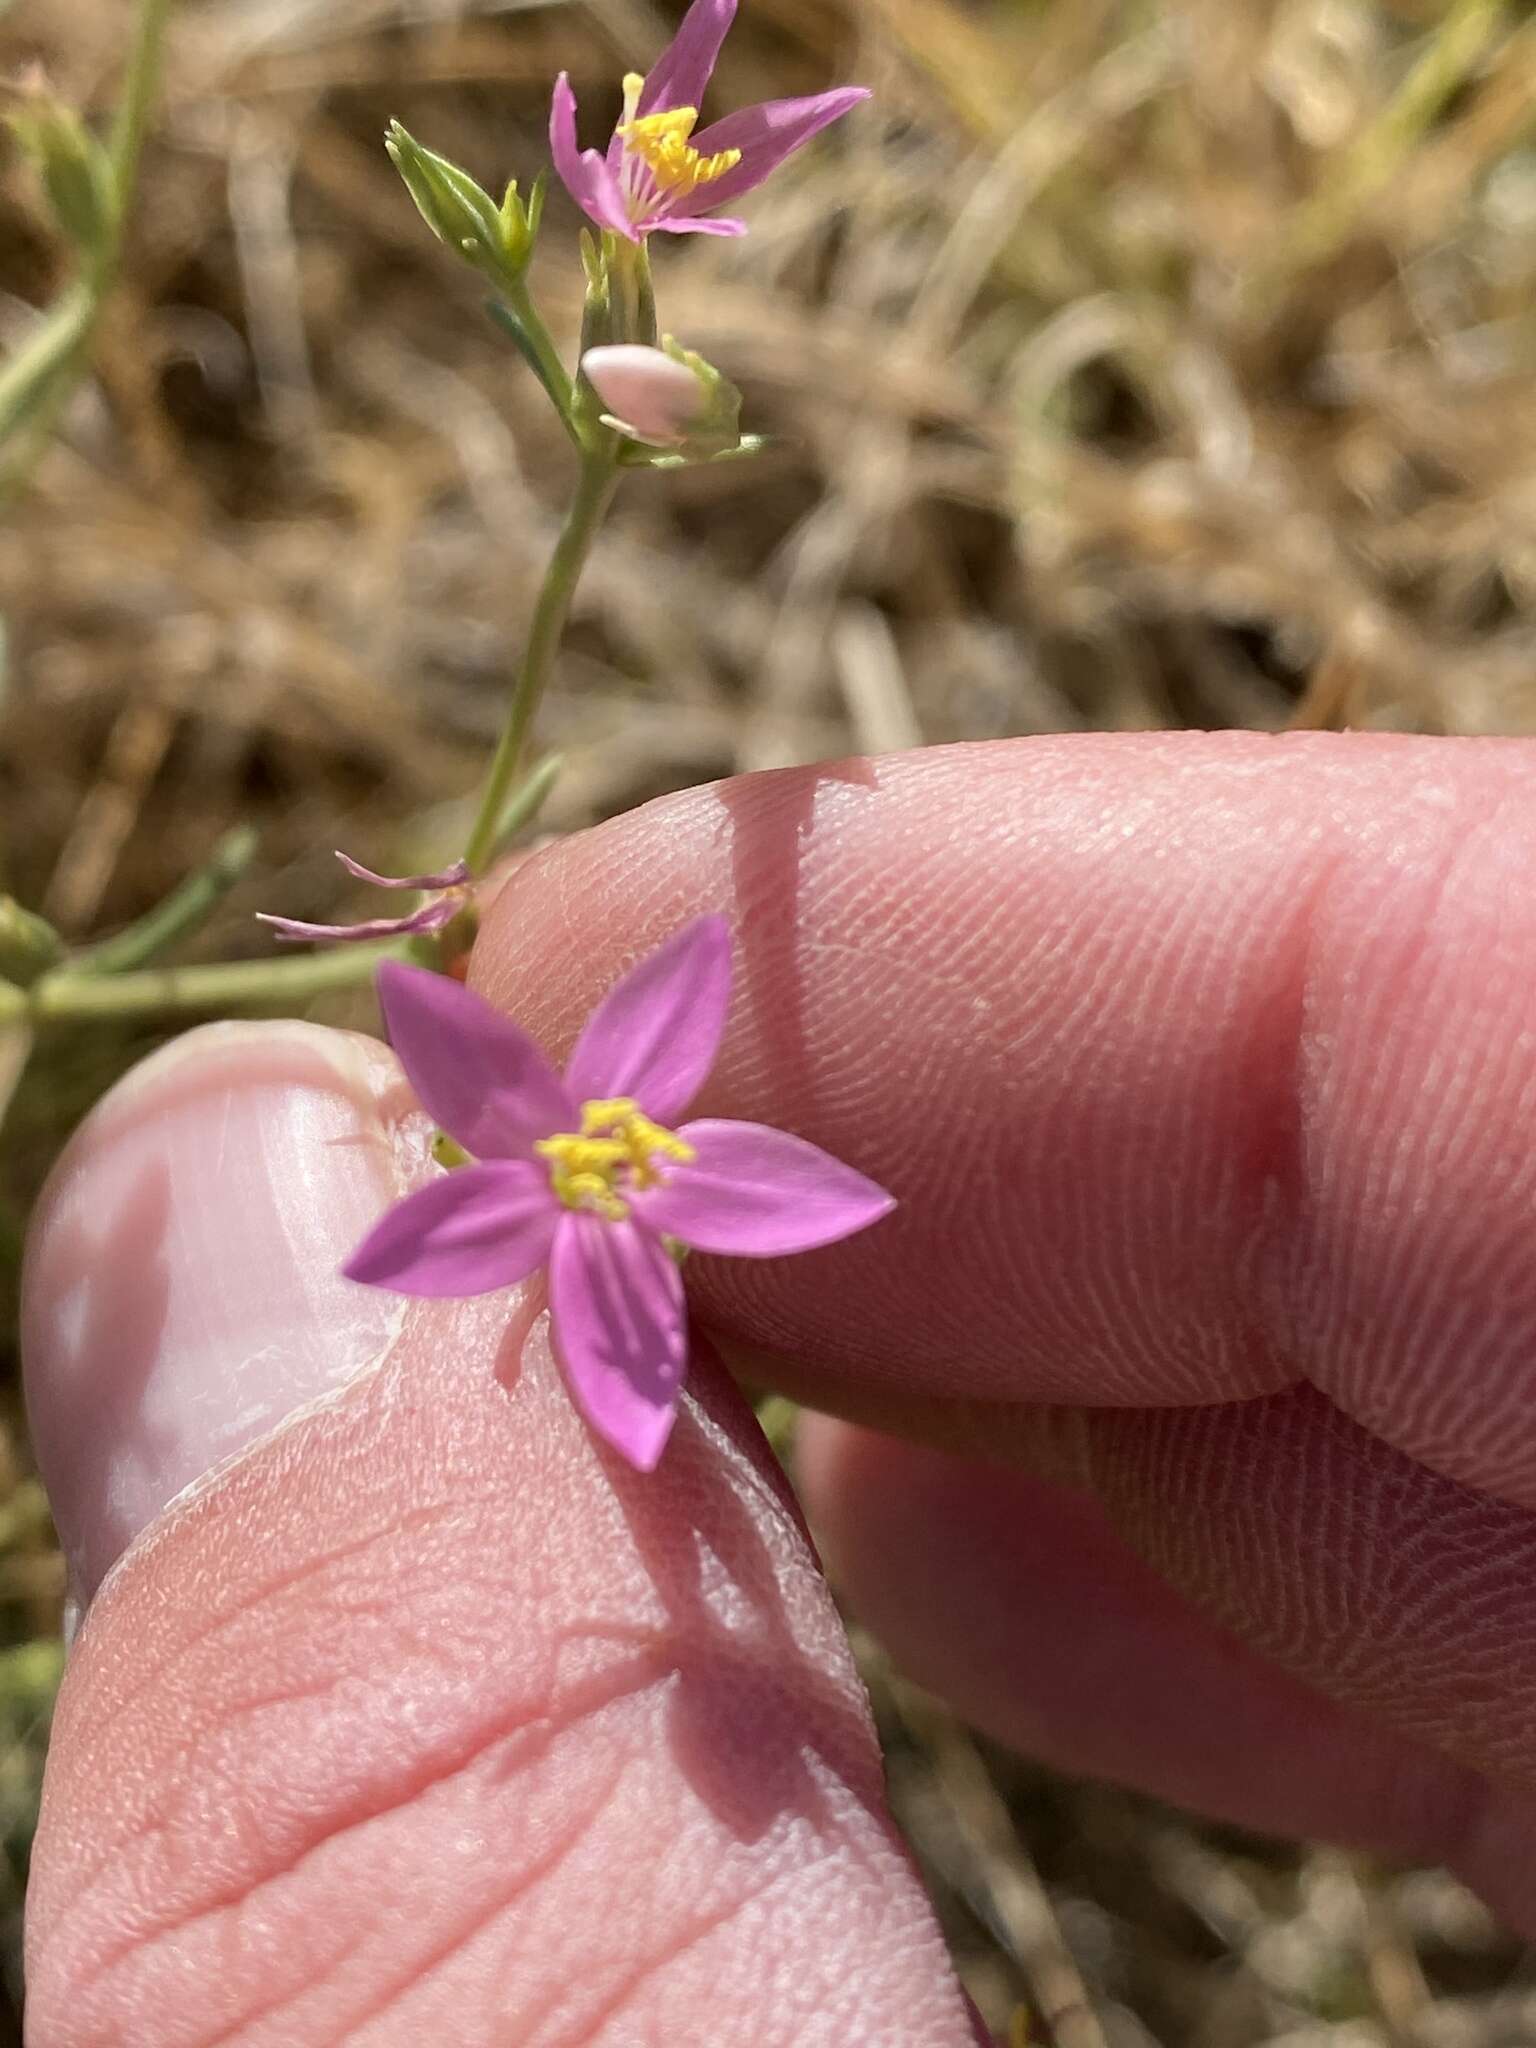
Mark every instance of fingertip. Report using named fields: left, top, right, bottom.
left=22, top=1019, right=422, bottom=1602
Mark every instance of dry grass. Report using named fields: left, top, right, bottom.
left=2, top=0, right=1536, bottom=2039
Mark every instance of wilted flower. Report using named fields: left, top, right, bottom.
left=580, top=338, right=746, bottom=456
left=582, top=343, right=706, bottom=445
left=550, top=0, right=869, bottom=242
left=344, top=918, right=894, bottom=1469
left=257, top=851, right=471, bottom=945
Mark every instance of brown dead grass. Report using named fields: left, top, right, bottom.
left=2, top=0, right=1535, bottom=2039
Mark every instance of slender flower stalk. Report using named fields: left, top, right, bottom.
left=461, top=453, right=619, bottom=875
left=0, top=937, right=407, bottom=1027
left=344, top=919, right=894, bottom=1468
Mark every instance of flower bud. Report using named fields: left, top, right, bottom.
left=0, top=897, right=64, bottom=988
left=580, top=338, right=744, bottom=457
left=5, top=70, right=116, bottom=257
left=384, top=122, right=541, bottom=287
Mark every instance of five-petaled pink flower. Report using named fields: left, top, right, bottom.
left=550, top=0, right=869, bottom=242
left=345, top=918, right=893, bottom=1470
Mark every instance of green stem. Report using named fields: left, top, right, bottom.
left=109, top=0, right=176, bottom=197
left=504, top=281, right=575, bottom=420
left=4, top=938, right=406, bottom=1025
left=72, top=825, right=258, bottom=975
left=462, top=454, right=619, bottom=874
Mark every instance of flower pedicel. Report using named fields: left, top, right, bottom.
left=345, top=918, right=893, bottom=1470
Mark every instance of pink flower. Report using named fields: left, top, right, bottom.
left=550, top=0, right=869, bottom=242
left=344, top=917, right=893, bottom=1469
left=257, top=852, right=470, bottom=945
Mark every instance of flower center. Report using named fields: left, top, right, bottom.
left=616, top=75, right=741, bottom=207
left=536, top=1097, right=696, bottom=1222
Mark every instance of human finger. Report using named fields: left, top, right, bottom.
left=475, top=732, right=1536, bottom=1512
left=22, top=1023, right=977, bottom=2047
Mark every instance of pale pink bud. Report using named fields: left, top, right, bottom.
left=580, top=344, right=707, bottom=446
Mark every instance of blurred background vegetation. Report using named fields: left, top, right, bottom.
left=2, top=0, right=1536, bottom=2040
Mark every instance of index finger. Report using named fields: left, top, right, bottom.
left=475, top=731, right=1536, bottom=1508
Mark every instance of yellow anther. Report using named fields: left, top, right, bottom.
left=579, top=1098, right=641, bottom=1135
left=538, top=1098, right=697, bottom=1216
left=617, top=103, right=742, bottom=200
left=624, top=107, right=699, bottom=146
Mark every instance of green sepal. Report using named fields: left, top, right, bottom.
left=641, top=433, right=773, bottom=471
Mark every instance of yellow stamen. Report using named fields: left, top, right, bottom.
left=617, top=102, right=742, bottom=201
left=537, top=1097, right=697, bottom=1219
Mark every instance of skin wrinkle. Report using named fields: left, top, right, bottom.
left=77, top=1654, right=660, bottom=1986
left=186, top=1772, right=620, bottom=2048
left=545, top=1881, right=773, bottom=2048
left=60, top=1540, right=860, bottom=2039
left=57, top=1359, right=696, bottom=1982
left=1274, top=792, right=1536, bottom=1503
left=316, top=1777, right=622, bottom=2048
left=800, top=1422, right=1506, bottom=1874
left=1086, top=1388, right=1536, bottom=1788
left=67, top=1449, right=481, bottom=1853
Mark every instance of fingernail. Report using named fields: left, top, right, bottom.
left=22, top=1021, right=416, bottom=1605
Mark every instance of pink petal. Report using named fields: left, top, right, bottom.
left=334, top=852, right=470, bottom=892
left=647, top=213, right=748, bottom=237
left=343, top=1160, right=557, bottom=1297
left=637, top=0, right=737, bottom=118
left=636, top=1119, right=895, bottom=1256
left=564, top=916, right=731, bottom=1125
left=256, top=899, right=460, bottom=944
left=377, top=961, right=575, bottom=1161
left=549, top=1214, right=686, bottom=1471
left=549, top=73, right=636, bottom=237
left=677, top=88, right=871, bottom=213
left=581, top=344, right=703, bottom=445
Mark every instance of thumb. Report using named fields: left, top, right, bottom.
left=21, top=1021, right=974, bottom=2047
